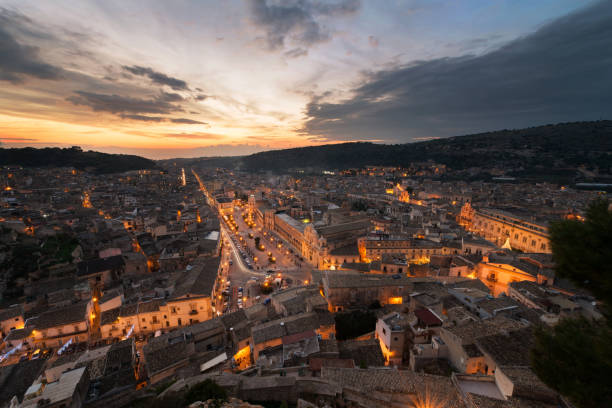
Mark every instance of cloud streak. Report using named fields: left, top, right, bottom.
left=123, top=65, right=189, bottom=90
left=67, top=91, right=183, bottom=115
left=303, top=0, right=612, bottom=142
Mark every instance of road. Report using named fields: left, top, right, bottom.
left=191, top=168, right=312, bottom=313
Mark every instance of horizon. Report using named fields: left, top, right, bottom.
left=1, top=0, right=611, bottom=159
left=3, top=118, right=611, bottom=161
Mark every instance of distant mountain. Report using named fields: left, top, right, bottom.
left=233, top=121, right=611, bottom=174
left=0, top=146, right=157, bottom=174
left=178, top=121, right=609, bottom=183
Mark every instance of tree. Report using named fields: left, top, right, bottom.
left=335, top=310, right=377, bottom=340
left=184, top=379, right=227, bottom=405
left=548, top=198, right=612, bottom=316
left=531, top=198, right=612, bottom=407
left=531, top=318, right=612, bottom=408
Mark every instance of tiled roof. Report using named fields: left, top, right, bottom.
left=27, top=301, right=88, bottom=330
left=320, top=367, right=464, bottom=407
left=77, top=255, right=124, bottom=277
left=251, top=312, right=320, bottom=345
left=444, top=316, right=528, bottom=345
left=171, top=256, right=219, bottom=299
left=475, top=327, right=535, bottom=367
left=0, top=306, right=23, bottom=322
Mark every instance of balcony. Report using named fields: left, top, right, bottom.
left=189, top=310, right=198, bottom=315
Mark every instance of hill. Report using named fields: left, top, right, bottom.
left=0, top=146, right=157, bottom=174
left=233, top=121, right=611, bottom=176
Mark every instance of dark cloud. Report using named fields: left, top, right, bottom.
left=284, top=47, right=308, bottom=58
left=169, top=118, right=207, bottom=125
left=67, top=91, right=182, bottom=114
left=195, top=94, right=208, bottom=101
left=303, top=1, right=612, bottom=142
left=249, top=0, right=360, bottom=50
left=122, top=65, right=189, bottom=90
left=0, top=12, right=63, bottom=83
left=120, top=114, right=165, bottom=122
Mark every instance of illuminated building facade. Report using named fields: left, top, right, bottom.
left=460, top=204, right=551, bottom=253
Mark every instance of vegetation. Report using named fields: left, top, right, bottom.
left=351, top=200, right=369, bottom=212
left=548, top=198, right=612, bottom=316
left=531, top=198, right=612, bottom=408
left=179, top=121, right=612, bottom=183
left=184, top=379, right=227, bottom=406
left=335, top=310, right=377, bottom=340
left=0, top=146, right=157, bottom=174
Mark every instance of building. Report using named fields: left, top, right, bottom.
left=375, top=312, right=412, bottom=366
left=460, top=204, right=551, bottom=254
left=318, top=270, right=417, bottom=312
left=476, top=251, right=555, bottom=296
left=27, top=301, right=92, bottom=349
left=0, top=306, right=24, bottom=339
left=358, top=234, right=454, bottom=263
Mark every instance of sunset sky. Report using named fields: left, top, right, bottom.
left=0, top=0, right=609, bottom=159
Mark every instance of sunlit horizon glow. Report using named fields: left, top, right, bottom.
left=0, top=0, right=607, bottom=159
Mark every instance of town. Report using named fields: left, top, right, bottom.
left=0, top=161, right=605, bottom=408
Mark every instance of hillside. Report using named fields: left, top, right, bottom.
left=0, top=146, right=157, bottom=174
left=233, top=121, right=612, bottom=175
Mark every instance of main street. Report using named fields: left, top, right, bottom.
left=192, top=168, right=312, bottom=314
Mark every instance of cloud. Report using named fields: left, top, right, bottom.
left=249, top=0, right=360, bottom=51
left=169, top=118, right=207, bottom=125
left=368, top=35, right=379, bottom=48
left=284, top=47, right=308, bottom=58
left=303, top=0, right=612, bottom=142
left=165, top=132, right=220, bottom=139
left=123, top=65, right=189, bottom=90
left=0, top=11, right=63, bottom=83
left=120, top=115, right=206, bottom=124
left=120, top=114, right=165, bottom=122
left=67, top=91, right=182, bottom=114
left=0, top=136, right=37, bottom=141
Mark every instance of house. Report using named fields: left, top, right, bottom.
left=375, top=312, right=412, bottom=366
left=439, top=316, right=527, bottom=374
left=77, top=255, right=125, bottom=288
left=0, top=306, right=24, bottom=338
left=251, top=312, right=322, bottom=363
left=319, top=269, right=416, bottom=312
left=27, top=301, right=92, bottom=349
left=21, top=366, right=90, bottom=408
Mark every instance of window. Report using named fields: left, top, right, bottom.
left=141, top=318, right=145, bottom=322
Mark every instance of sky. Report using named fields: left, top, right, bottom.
left=0, top=0, right=610, bottom=159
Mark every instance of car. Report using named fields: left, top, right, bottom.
left=229, top=261, right=233, bottom=265
left=392, top=274, right=401, bottom=279
left=238, top=287, right=244, bottom=292
left=19, top=354, right=29, bottom=362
